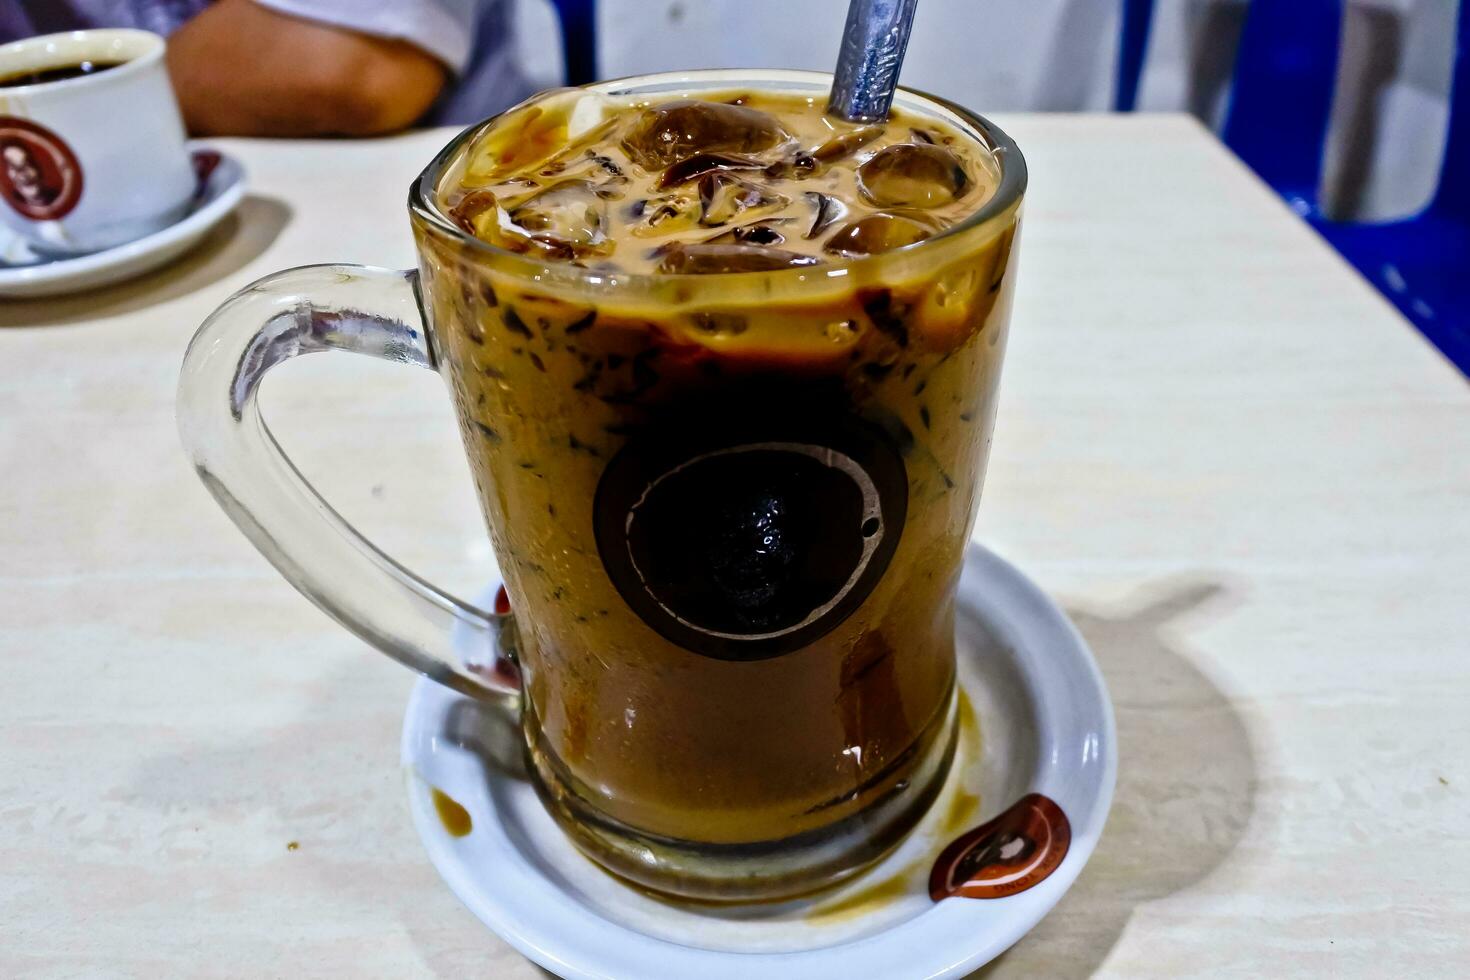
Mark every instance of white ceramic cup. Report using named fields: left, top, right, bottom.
left=0, top=29, right=194, bottom=255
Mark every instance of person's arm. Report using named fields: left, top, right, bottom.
left=166, top=0, right=448, bottom=137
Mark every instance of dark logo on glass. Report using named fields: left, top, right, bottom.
left=594, top=417, right=907, bottom=661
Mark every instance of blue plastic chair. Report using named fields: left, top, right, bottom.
left=1221, top=0, right=1343, bottom=217
left=549, top=0, right=598, bottom=85
left=1114, top=0, right=1156, bottom=111
left=1315, top=3, right=1470, bottom=372
left=1223, top=0, right=1469, bottom=373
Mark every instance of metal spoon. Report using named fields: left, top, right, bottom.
left=827, top=0, right=921, bottom=122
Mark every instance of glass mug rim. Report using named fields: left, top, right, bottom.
left=407, top=67, right=1027, bottom=296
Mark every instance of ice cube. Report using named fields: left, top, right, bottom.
left=657, top=153, right=765, bottom=189
left=811, top=124, right=885, bottom=163
left=764, top=125, right=884, bottom=180
left=857, top=143, right=970, bottom=208
left=460, top=179, right=615, bottom=260
left=698, top=173, right=788, bottom=226
left=804, top=192, right=847, bottom=238
left=761, top=150, right=819, bottom=180
left=507, top=179, right=607, bottom=248
left=447, top=190, right=501, bottom=238
left=587, top=152, right=626, bottom=179
left=654, top=243, right=823, bottom=275
left=626, top=191, right=702, bottom=238
left=459, top=91, right=608, bottom=185
left=621, top=100, right=788, bottom=170
left=703, top=219, right=791, bottom=246
left=514, top=141, right=628, bottom=199
left=823, top=212, right=936, bottom=257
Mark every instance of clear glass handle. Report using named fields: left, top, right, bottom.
left=177, top=263, right=520, bottom=704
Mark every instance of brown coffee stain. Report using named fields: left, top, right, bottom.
left=801, top=688, right=983, bottom=924
left=432, top=788, right=473, bottom=837
left=950, top=688, right=983, bottom=826
left=934, top=688, right=983, bottom=837
left=956, top=688, right=979, bottom=752
left=805, top=856, right=929, bottom=923
left=940, top=789, right=981, bottom=838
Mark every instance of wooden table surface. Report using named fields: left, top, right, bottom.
left=2, top=116, right=1467, bottom=978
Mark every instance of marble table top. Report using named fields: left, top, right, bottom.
left=1, top=116, right=1466, bottom=977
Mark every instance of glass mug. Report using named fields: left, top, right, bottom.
left=178, top=69, right=1025, bottom=902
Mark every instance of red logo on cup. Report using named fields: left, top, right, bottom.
left=0, top=117, right=84, bottom=221
left=929, top=793, right=1071, bottom=900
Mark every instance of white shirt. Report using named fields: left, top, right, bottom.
left=0, top=0, right=536, bottom=124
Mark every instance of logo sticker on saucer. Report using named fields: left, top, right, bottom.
left=0, top=117, right=83, bottom=221
left=594, top=415, right=907, bottom=661
left=929, top=793, right=1071, bottom=900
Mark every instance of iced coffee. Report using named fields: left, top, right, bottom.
left=412, top=83, right=1021, bottom=899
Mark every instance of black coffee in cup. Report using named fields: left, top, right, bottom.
left=0, top=60, right=123, bottom=88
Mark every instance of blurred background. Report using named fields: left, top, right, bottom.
left=3, top=0, right=1457, bottom=221
left=4, top=0, right=1466, bottom=367
left=542, top=0, right=1459, bottom=225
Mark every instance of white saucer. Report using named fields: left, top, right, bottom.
left=401, top=545, right=1116, bottom=979
left=0, top=143, right=245, bottom=299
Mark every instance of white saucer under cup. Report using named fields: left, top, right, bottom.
left=0, top=144, right=245, bottom=299
left=402, top=545, right=1117, bottom=980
